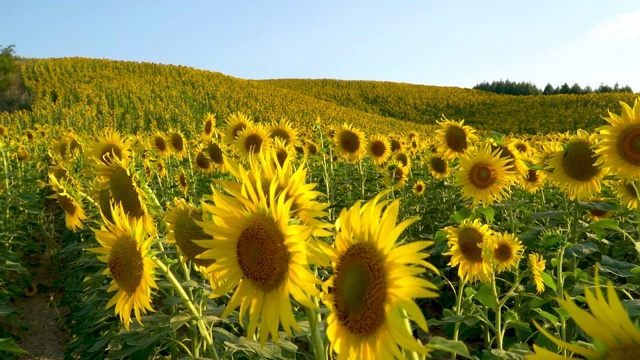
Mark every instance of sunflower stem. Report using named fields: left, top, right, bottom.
left=154, top=258, right=219, bottom=360
left=491, top=275, right=503, bottom=350
left=304, top=304, right=326, bottom=360
left=451, top=280, right=465, bottom=360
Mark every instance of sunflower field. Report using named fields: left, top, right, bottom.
left=2, top=58, right=640, bottom=360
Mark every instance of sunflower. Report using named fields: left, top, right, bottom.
left=366, top=134, right=391, bottom=166
left=594, top=99, right=640, bottom=179
left=428, top=154, right=451, bottom=179
left=435, top=117, right=476, bottom=160
left=392, top=151, right=411, bottom=168
left=195, top=160, right=321, bottom=346
left=223, top=111, right=254, bottom=146
left=269, top=117, right=299, bottom=147
left=491, top=142, right=528, bottom=176
left=547, top=131, right=606, bottom=200
left=511, top=139, right=531, bottom=155
left=528, top=253, right=546, bottom=294
left=485, top=232, right=523, bottom=273
left=203, top=113, right=217, bottom=138
left=234, top=122, right=271, bottom=159
left=615, top=179, right=639, bottom=209
left=306, top=142, right=320, bottom=157
left=443, top=218, right=494, bottom=283
left=455, top=143, right=515, bottom=206
left=384, top=162, right=410, bottom=189
left=167, top=130, right=187, bottom=160
left=193, top=149, right=212, bottom=174
left=154, top=158, right=167, bottom=178
left=536, top=142, right=563, bottom=172
left=87, top=128, right=131, bottom=167
left=150, top=132, right=170, bottom=157
left=165, top=198, right=214, bottom=268
left=527, top=270, right=640, bottom=359
left=389, top=136, right=403, bottom=153
left=48, top=174, right=87, bottom=231
left=412, top=180, right=426, bottom=196
left=322, top=191, right=439, bottom=359
left=584, top=198, right=615, bottom=222
left=271, top=138, right=296, bottom=167
left=205, top=141, right=226, bottom=172
left=334, top=123, right=366, bottom=163
left=88, top=204, right=157, bottom=331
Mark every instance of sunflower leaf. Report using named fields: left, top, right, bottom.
left=425, top=336, right=472, bottom=359
left=0, top=338, right=29, bottom=354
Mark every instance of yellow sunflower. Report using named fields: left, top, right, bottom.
left=193, top=149, right=212, bottom=174
left=547, top=131, right=606, bottom=200
left=87, top=128, right=131, bottom=167
left=485, top=232, right=523, bottom=273
left=615, top=179, right=639, bottom=209
left=175, top=168, right=188, bottom=195
left=511, top=139, right=531, bottom=155
left=443, top=218, right=493, bottom=283
left=366, top=134, right=391, bottom=166
left=271, top=138, right=296, bottom=168
left=389, top=135, right=404, bottom=153
left=269, top=117, right=299, bottom=147
left=455, top=143, right=515, bottom=206
left=234, top=122, right=271, bottom=160
left=48, top=174, right=88, bottom=231
left=384, top=162, right=410, bottom=190
left=412, top=180, right=426, bottom=196
left=223, top=111, right=254, bottom=146
left=527, top=270, right=640, bottom=359
left=528, top=253, right=546, bottom=294
left=392, top=151, right=411, bottom=168
left=584, top=198, right=615, bottom=222
left=428, top=154, right=451, bottom=179
left=322, top=191, right=439, bottom=359
left=518, top=156, right=547, bottom=194
left=491, top=142, right=528, bottom=176
left=195, top=160, right=321, bottom=345
left=203, top=113, right=217, bottom=138
left=164, top=198, right=214, bottom=268
left=205, top=141, right=226, bottom=172
left=150, top=131, right=170, bottom=157
left=167, top=130, right=187, bottom=160
left=435, top=117, right=477, bottom=160
left=89, top=204, right=157, bottom=331
left=334, top=123, right=366, bottom=163
left=594, top=98, right=640, bottom=179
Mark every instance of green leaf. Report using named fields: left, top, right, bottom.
left=565, top=241, right=599, bottom=259
left=424, top=337, right=472, bottom=359
left=169, top=313, right=191, bottom=331
left=476, top=206, right=495, bottom=223
left=577, top=200, right=618, bottom=211
left=580, top=219, right=622, bottom=240
left=530, top=211, right=564, bottom=219
left=540, top=271, right=557, bottom=292
left=0, top=338, right=29, bottom=354
left=533, top=309, right=558, bottom=325
left=599, top=256, right=637, bottom=277
left=451, top=207, right=472, bottom=223
left=622, top=300, right=640, bottom=317
left=472, top=283, right=498, bottom=309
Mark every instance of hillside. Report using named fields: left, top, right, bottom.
left=0, top=58, right=433, bottom=137
left=259, top=78, right=639, bottom=134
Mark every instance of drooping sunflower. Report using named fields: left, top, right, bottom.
left=615, top=179, right=639, bottom=209
left=234, top=122, right=271, bottom=160
left=527, top=270, right=640, bottom=360
left=455, top=143, right=516, bottom=206
left=594, top=98, right=640, bottom=179
left=269, top=117, right=299, bottom=147
left=435, top=117, right=477, bottom=160
left=547, top=131, right=606, bottom=200
left=167, top=130, right=187, bottom=160
left=528, top=253, right=546, bottom=294
left=48, top=174, right=88, bottom=231
left=195, top=160, right=321, bottom=345
left=164, top=198, right=214, bottom=268
left=443, top=218, right=494, bottom=283
left=223, top=111, right=254, bottom=146
left=427, top=154, right=451, bottom=179
left=89, top=204, right=157, bottom=331
left=412, top=180, right=426, bottom=196
left=87, top=128, right=131, bottom=167
left=150, top=131, right=170, bottom=158
left=334, top=123, right=366, bottom=163
left=485, top=232, right=523, bottom=273
left=322, top=191, right=439, bottom=359
left=366, top=134, right=391, bottom=166
left=384, top=162, right=410, bottom=189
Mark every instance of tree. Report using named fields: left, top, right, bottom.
left=543, top=83, right=555, bottom=95
left=0, top=44, right=18, bottom=92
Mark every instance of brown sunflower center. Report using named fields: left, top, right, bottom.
left=469, top=163, right=497, bottom=189
left=204, top=119, right=213, bottom=135
left=57, top=193, right=78, bottom=215
left=415, top=184, right=424, bottom=193
left=626, top=182, right=640, bottom=198
left=515, top=143, right=528, bottom=153
left=390, top=139, right=402, bottom=152
left=270, top=128, right=291, bottom=143
left=170, top=133, right=184, bottom=152
left=195, top=152, right=211, bottom=170
left=109, top=234, right=143, bottom=294
left=275, top=149, right=288, bottom=167
left=561, top=141, right=599, bottom=181
left=604, top=343, right=640, bottom=360
left=179, top=174, right=187, bottom=188
left=110, top=167, right=145, bottom=218
left=244, top=134, right=264, bottom=153
left=525, top=169, right=539, bottom=183
left=494, top=243, right=513, bottom=262
left=392, top=167, right=405, bottom=182
left=154, top=136, right=167, bottom=152
left=430, top=156, right=448, bottom=174
left=236, top=215, right=290, bottom=292
left=395, top=152, right=409, bottom=167
left=98, top=188, right=114, bottom=223
left=100, top=144, right=123, bottom=165
left=307, top=143, right=318, bottom=156
left=370, top=140, right=387, bottom=157
left=445, top=126, right=467, bottom=152
left=174, top=210, right=214, bottom=267
left=333, top=242, right=386, bottom=336
left=339, top=130, right=361, bottom=153
left=458, top=227, right=484, bottom=263
left=589, top=209, right=610, bottom=218
left=231, top=123, right=247, bottom=141
left=618, top=125, right=640, bottom=165
left=207, top=143, right=224, bottom=164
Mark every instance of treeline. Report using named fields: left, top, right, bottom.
left=473, top=79, right=634, bottom=96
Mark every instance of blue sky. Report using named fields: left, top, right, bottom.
left=2, top=1, right=639, bottom=91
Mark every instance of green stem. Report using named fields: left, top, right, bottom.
left=491, top=275, right=503, bottom=350
left=305, top=304, right=325, bottom=360
left=452, top=280, right=465, bottom=360
left=154, top=258, right=219, bottom=360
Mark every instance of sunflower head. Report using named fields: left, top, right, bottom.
left=412, top=180, right=426, bottom=196
left=165, top=198, right=214, bottom=268
left=269, top=117, right=298, bottom=147
left=205, top=141, right=226, bottom=172
left=223, top=111, right=254, bottom=146
left=87, top=128, right=131, bottom=168
left=48, top=174, right=88, bottom=231
left=616, top=179, right=639, bottom=209
left=485, top=232, right=523, bottom=273
left=167, top=130, right=187, bottom=159
left=366, top=134, right=391, bottom=166
left=428, top=154, right=451, bottom=179
left=384, top=162, right=409, bottom=189
left=594, top=98, right=640, bottom=179
left=234, top=122, right=271, bottom=160
left=527, top=253, right=546, bottom=294
left=150, top=132, right=170, bottom=157
left=203, top=113, right=217, bottom=137
left=334, top=123, right=366, bottom=163
left=443, top=218, right=493, bottom=283
left=436, top=117, right=476, bottom=160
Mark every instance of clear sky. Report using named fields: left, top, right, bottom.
left=2, top=1, right=639, bottom=91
